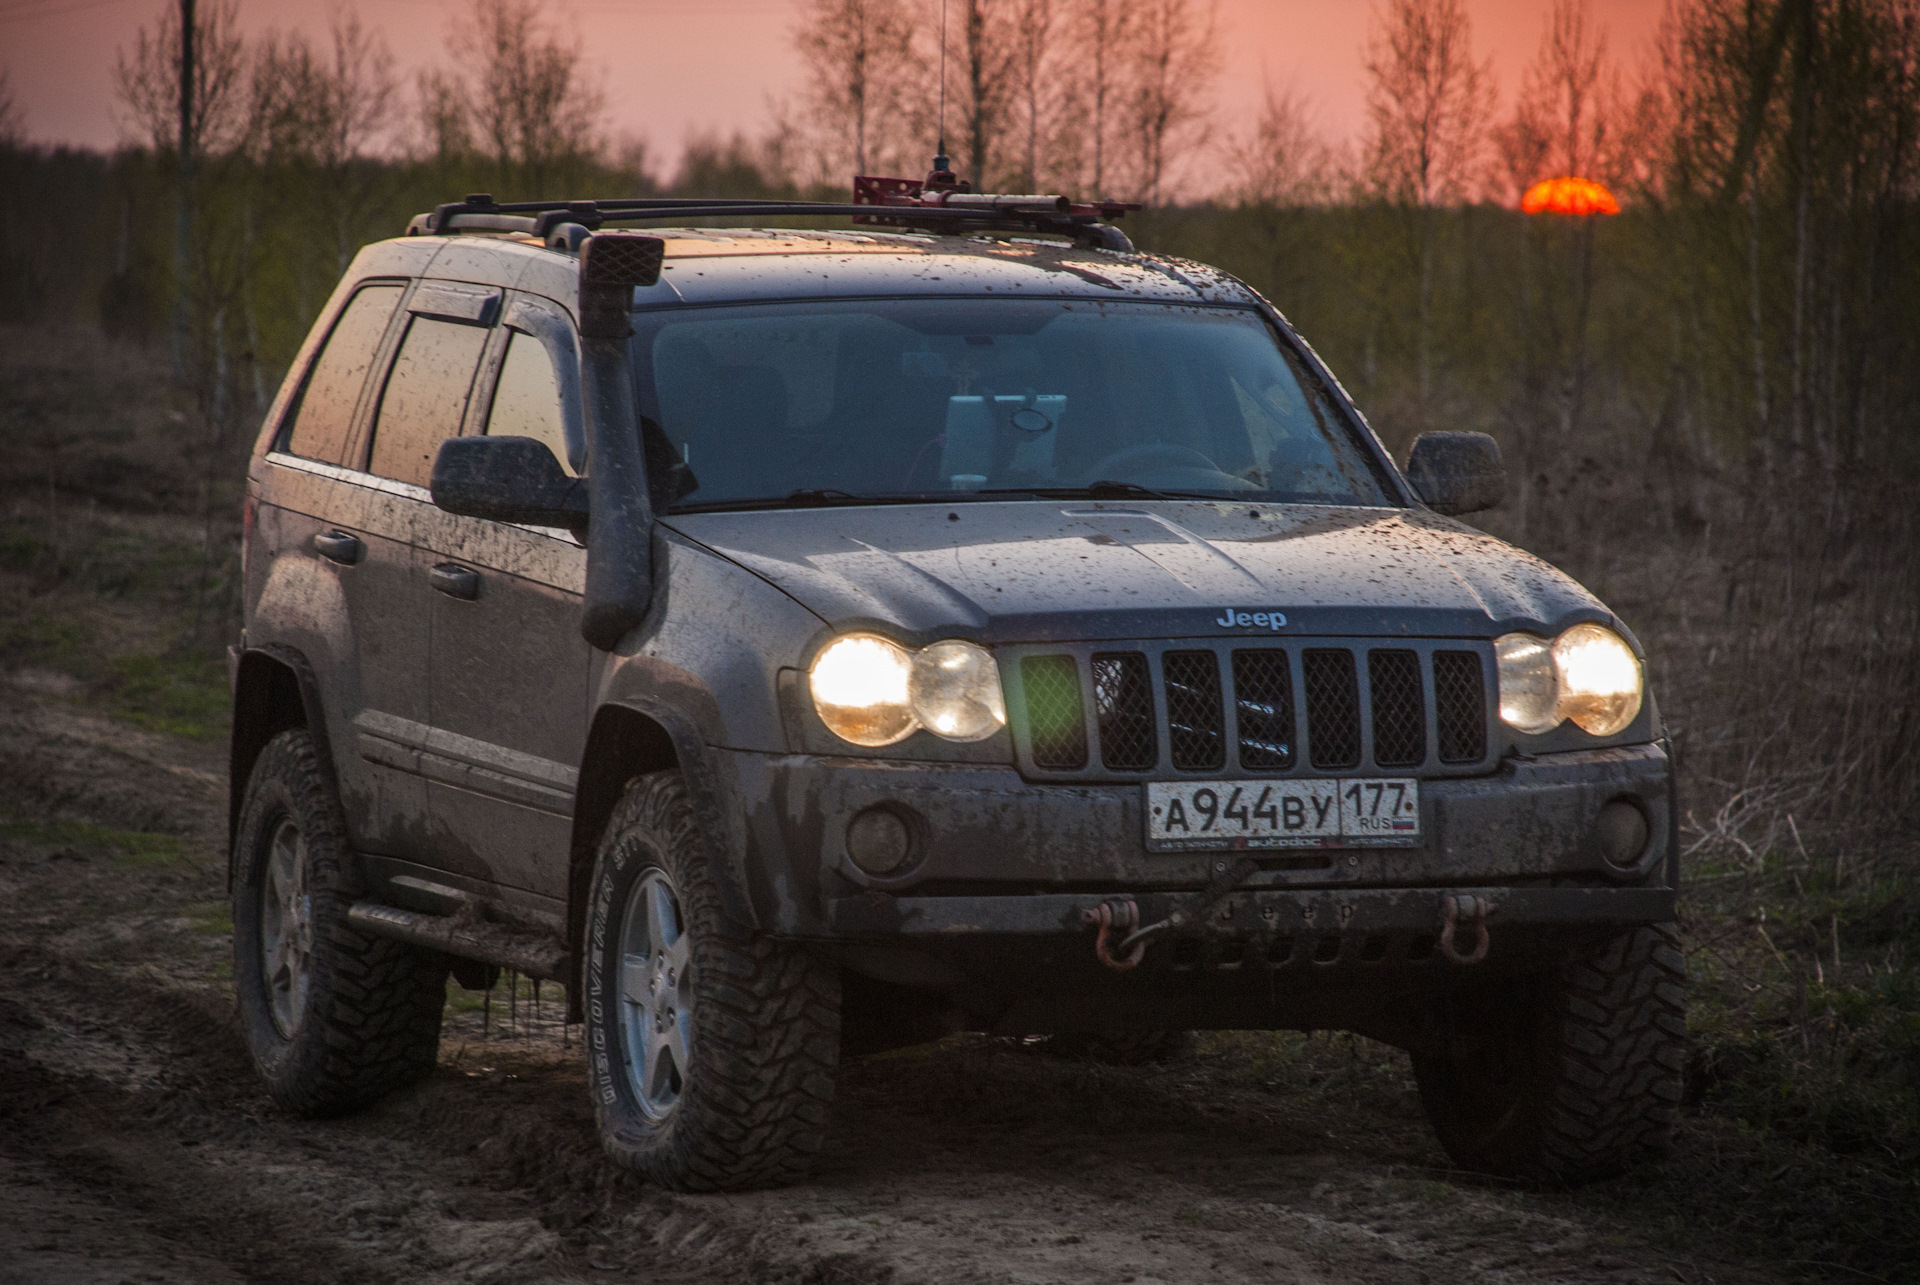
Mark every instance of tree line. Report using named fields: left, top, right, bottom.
left=0, top=0, right=1915, bottom=479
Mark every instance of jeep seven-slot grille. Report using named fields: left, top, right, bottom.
left=1015, top=644, right=1489, bottom=777
left=1302, top=649, right=1362, bottom=769
left=1368, top=650, right=1426, bottom=768
left=1091, top=653, right=1156, bottom=770
left=1163, top=651, right=1226, bottom=771
left=1232, top=650, right=1294, bottom=770
left=1433, top=649, right=1488, bottom=763
left=1021, top=655, right=1087, bottom=769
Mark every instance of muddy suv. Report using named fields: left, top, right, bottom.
left=229, top=187, right=1684, bottom=1192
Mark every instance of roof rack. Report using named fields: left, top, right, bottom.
left=405, top=175, right=1141, bottom=252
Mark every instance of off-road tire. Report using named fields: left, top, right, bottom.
left=1412, top=923, right=1687, bottom=1184
left=585, top=771, right=840, bottom=1191
left=232, top=729, right=448, bottom=1116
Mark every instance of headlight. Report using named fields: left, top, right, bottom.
left=1552, top=622, right=1643, bottom=735
left=1495, top=633, right=1559, bottom=733
left=809, top=634, right=916, bottom=746
left=809, top=635, right=1007, bottom=746
left=909, top=640, right=1007, bottom=741
left=1496, top=624, right=1643, bottom=738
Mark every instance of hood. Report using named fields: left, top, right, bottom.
left=662, top=501, right=1616, bottom=646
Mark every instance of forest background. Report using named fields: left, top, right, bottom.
left=1, top=0, right=1918, bottom=1275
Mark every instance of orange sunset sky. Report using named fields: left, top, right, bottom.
left=0, top=0, right=1668, bottom=174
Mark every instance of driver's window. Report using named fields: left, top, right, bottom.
left=487, top=331, right=577, bottom=476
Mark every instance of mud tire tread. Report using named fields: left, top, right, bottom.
left=1537, top=922, right=1688, bottom=1179
left=1413, top=922, right=1687, bottom=1185
left=233, top=730, right=448, bottom=1118
left=587, top=772, right=839, bottom=1192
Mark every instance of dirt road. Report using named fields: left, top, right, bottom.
left=0, top=671, right=1783, bottom=1285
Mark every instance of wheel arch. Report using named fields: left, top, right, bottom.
left=567, top=699, right=759, bottom=1016
left=229, top=645, right=337, bottom=888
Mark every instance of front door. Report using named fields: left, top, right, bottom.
left=418, top=302, right=591, bottom=902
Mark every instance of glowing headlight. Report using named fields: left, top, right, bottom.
left=809, top=635, right=1007, bottom=746
left=1496, top=624, right=1643, bottom=738
left=1552, top=623, right=1643, bottom=735
left=909, top=640, right=1007, bottom=742
left=809, top=634, right=916, bottom=746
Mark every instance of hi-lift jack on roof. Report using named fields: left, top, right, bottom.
left=849, top=150, right=1140, bottom=249
left=407, top=152, right=1141, bottom=252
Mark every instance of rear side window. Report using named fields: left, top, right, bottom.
left=282, top=284, right=403, bottom=464
left=367, top=316, right=490, bottom=487
left=487, top=331, right=577, bottom=476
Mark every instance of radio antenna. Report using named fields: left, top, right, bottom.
left=932, top=0, right=952, bottom=181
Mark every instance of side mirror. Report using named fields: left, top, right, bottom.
left=430, top=436, right=588, bottom=528
left=1405, top=431, right=1505, bottom=516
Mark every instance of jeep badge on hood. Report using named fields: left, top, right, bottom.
left=1217, top=609, right=1288, bottom=630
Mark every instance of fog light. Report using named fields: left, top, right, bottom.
left=1595, top=799, right=1650, bottom=869
left=846, top=807, right=912, bottom=876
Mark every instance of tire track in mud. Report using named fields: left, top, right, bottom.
left=0, top=682, right=1782, bottom=1285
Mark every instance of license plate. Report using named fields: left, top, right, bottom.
left=1144, top=778, right=1420, bottom=851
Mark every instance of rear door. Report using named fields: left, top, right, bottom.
left=256, top=279, right=436, bottom=858
left=415, top=293, right=590, bottom=901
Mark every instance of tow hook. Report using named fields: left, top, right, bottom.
left=1439, top=893, right=1496, bottom=965
left=1082, top=857, right=1261, bottom=973
left=1081, top=899, right=1146, bottom=971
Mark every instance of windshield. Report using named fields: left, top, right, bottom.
left=632, top=298, right=1396, bottom=510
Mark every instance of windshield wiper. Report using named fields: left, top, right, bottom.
left=1046, top=479, right=1224, bottom=501
left=1084, top=479, right=1170, bottom=500
left=669, top=489, right=947, bottom=514
left=779, top=488, right=866, bottom=507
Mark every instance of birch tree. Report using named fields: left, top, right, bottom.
left=1125, top=0, right=1220, bottom=206
left=1362, top=0, right=1493, bottom=417
left=791, top=0, right=921, bottom=181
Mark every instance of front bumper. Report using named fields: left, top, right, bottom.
left=734, top=741, right=1674, bottom=925
left=729, top=741, right=1674, bottom=1033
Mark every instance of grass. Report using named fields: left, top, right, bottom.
left=0, top=509, right=236, bottom=742
left=0, top=815, right=196, bottom=867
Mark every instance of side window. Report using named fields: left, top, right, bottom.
left=282, top=284, right=403, bottom=464
left=367, top=315, right=490, bottom=487
left=487, top=331, right=577, bottom=476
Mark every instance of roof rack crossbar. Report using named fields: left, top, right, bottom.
left=407, top=192, right=1138, bottom=250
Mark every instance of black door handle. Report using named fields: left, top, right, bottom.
left=313, top=530, right=364, bottom=565
left=430, top=563, right=481, bottom=600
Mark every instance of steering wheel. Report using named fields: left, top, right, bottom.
left=1086, top=442, right=1222, bottom=481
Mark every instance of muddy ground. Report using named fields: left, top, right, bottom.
left=0, top=670, right=1794, bottom=1285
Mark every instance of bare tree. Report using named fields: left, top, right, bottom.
left=944, top=0, right=1019, bottom=186
left=1362, top=0, right=1493, bottom=417
left=115, top=0, right=248, bottom=377
left=1363, top=0, right=1492, bottom=206
left=1009, top=0, right=1059, bottom=191
left=418, top=0, right=606, bottom=183
left=1492, top=0, right=1617, bottom=202
left=250, top=11, right=397, bottom=269
left=1124, top=0, right=1219, bottom=206
left=789, top=0, right=921, bottom=183
left=0, top=71, right=24, bottom=148
left=1225, top=83, right=1335, bottom=207
left=114, top=0, right=249, bottom=156
left=1067, top=0, right=1134, bottom=196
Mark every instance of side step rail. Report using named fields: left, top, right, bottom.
left=347, top=902, right=570, bottom=982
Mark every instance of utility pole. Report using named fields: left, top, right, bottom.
left=172, top=0, right=194, bottom=379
